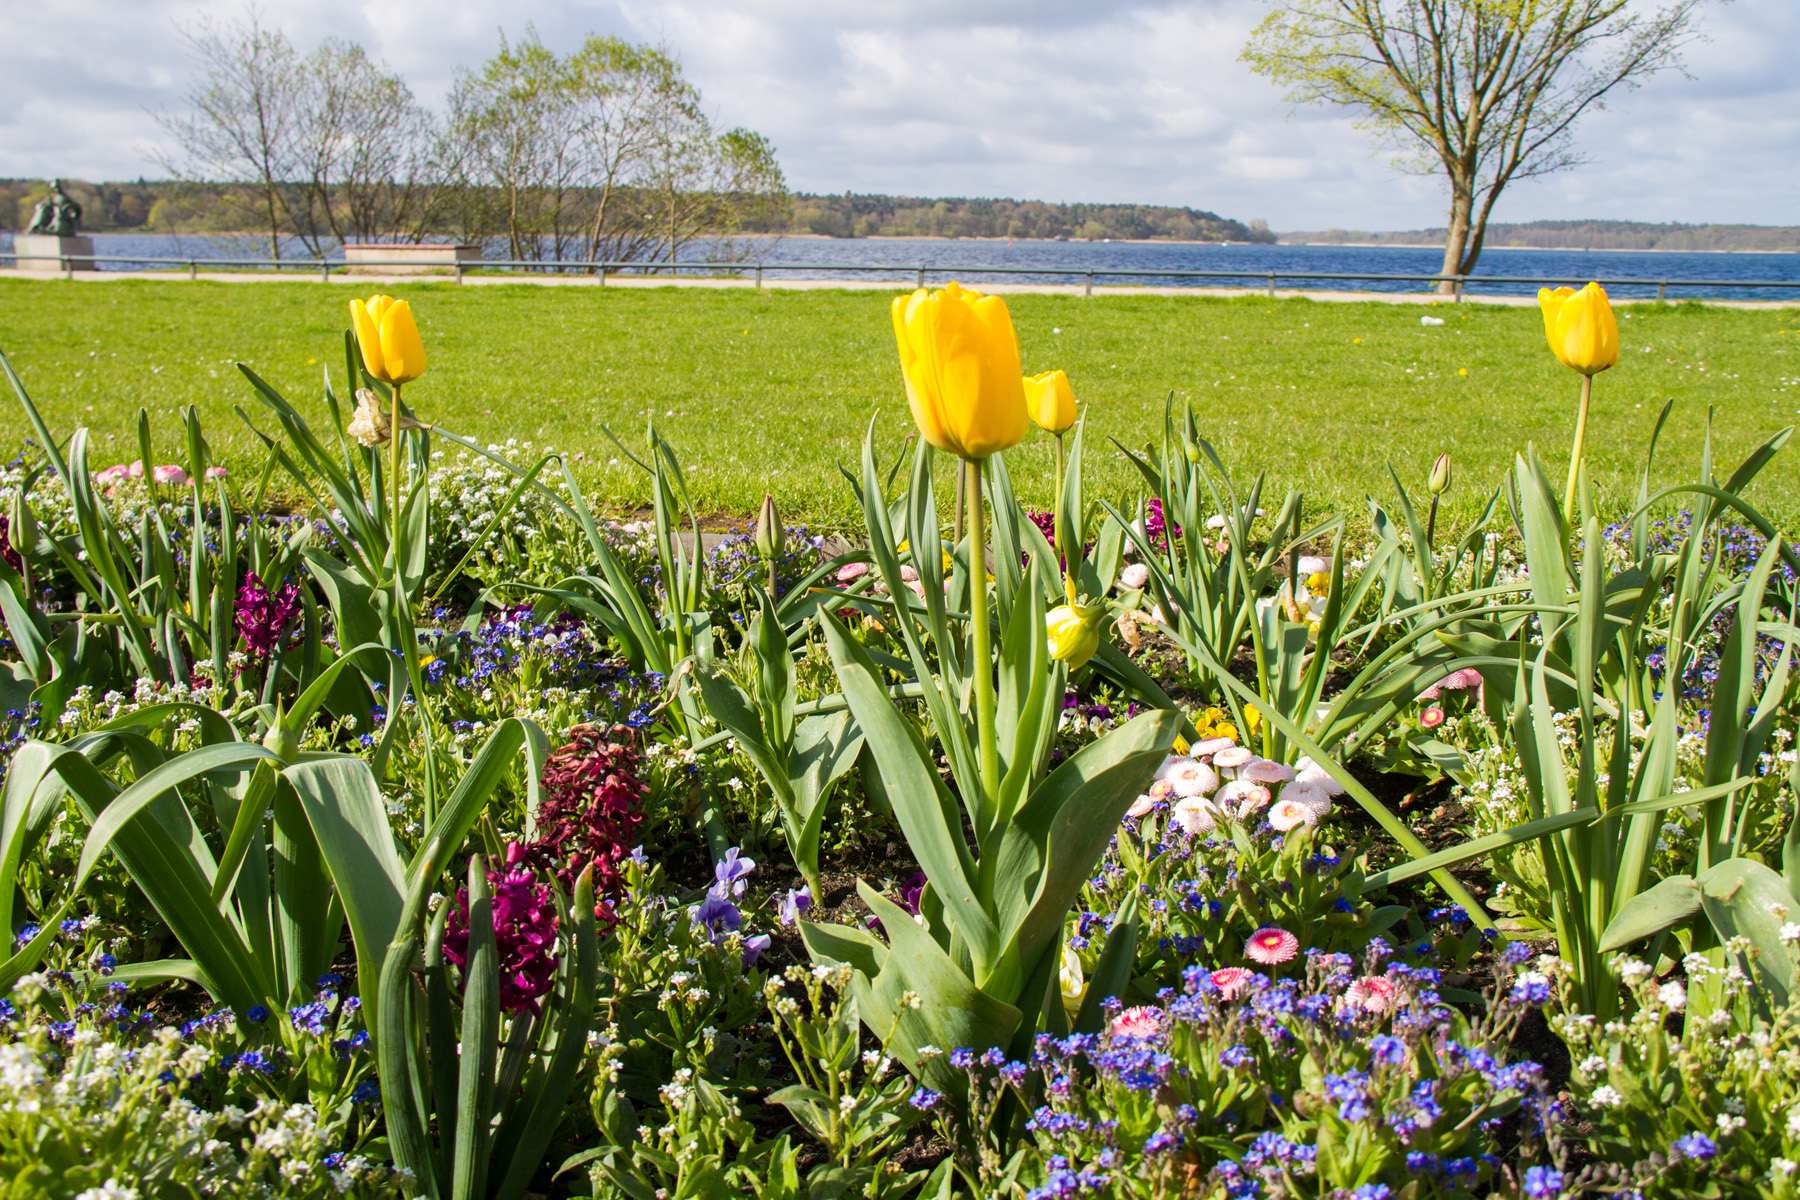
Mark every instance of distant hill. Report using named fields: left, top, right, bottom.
left=782, top=193, right=1277, bottom=243
left=1280, top=220, right=1800, bottom=253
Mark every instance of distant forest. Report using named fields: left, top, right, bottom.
left=784, top=194, right=1275, bottom=242
left=1281, top=220, right=1800, bottom=253
left=0, top=179, right=1275, bottom=246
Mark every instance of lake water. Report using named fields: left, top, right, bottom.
left=6, top=231, right=1796, bottom=302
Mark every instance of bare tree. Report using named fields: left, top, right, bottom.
left=444, top=29, right=588, bottom=263
left=1242, top=0, right=1709, bottom=291
left=444, top=31, right=788, bottom=269
left=290, top=40, right=442, bottom=245
left=155, top=9, right=309, bottom=258
left=564, top=38, right=687, bottom=266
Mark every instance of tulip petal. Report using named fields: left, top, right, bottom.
left=348, top=299, right=385, bottom=382
left=379, top=299, right=427, bottom=385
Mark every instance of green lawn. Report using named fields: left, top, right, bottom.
left=1, top=278, right=1796, bottom=529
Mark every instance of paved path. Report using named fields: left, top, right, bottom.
left=2, top=267, right=1793, bottom=309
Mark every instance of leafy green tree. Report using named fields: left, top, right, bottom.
left=1242, top=0, right=1708, bottom=291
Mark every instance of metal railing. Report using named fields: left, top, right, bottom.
left=4, top=249, right=1798, bottom=301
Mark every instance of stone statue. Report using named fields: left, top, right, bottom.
left=25, top=180, right=82, bottom=238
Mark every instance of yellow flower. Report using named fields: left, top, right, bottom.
left=1022, top=369, right=1077, bottom=435
left=1045, top=602, right=1105, bottom=670
left=1537, top=283, right=1618, bottom=376
left=349, top=295, right=427, bottom=386
left=891, top=282, right=1028, bottom=461
left=1244, top=705, right=1264, bottom=736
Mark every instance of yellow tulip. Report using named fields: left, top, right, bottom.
left=891, top=282, right=1028, bottom=461
left=1537, top=283, right=1618, bottom=376
left=349, top=295, right=427, bottom=386
left=1022, top=369, right=1077, bottom=435
left=1045, top=601, right=1105, bottom=670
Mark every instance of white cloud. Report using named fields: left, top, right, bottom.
left=0, top=0, right=1789, bottom=230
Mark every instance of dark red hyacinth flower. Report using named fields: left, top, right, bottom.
left=509, top=723, right=648, bottom=931
left=235, top=570, right=303, bottom=659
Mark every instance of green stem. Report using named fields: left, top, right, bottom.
left=1562, top=373, right=1592, bottom=525
left=966, top=457, right=1000, bottom=821
left=389, top=382, right=405, bottom=566
left=1053, top=433, right=1067, bottom=594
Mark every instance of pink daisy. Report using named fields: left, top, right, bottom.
left=836, top=561, right=870, bottom=583
left=1216, top=779, right=1271, bottom=818
left=1125, top=794, right=1158, bottom=819
left=1443, top=667, right=1484, bottom=691
left=1241, top=759, right=1296, bottom=785
left=1420, top=706, right=1445, bottom=729
left=1343, top=976, right=1400, bottom=1014
left=1189, top=736, right=1237, bottom=759
left=1210, top=967, right=1255, bottom=998
left=1173, top=794, right=1225, bottom=836
left=1267, top=798, right=1316, bottom=832
left=1165, top=759, right=1219, bottom=798
left=1280, top=780, right=1334, bottom=818
left=1108, top=1006, right=1164, bottom=1042
left=1293, top=758, right=1347, bottom=796
left=1212, top=746, right=1255, bottom=772
left=1245, top=927, right=1299, bottom=965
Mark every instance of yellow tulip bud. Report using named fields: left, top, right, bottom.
left=1022, top=369, right=1077, bottom=435
left=1428, top=451, right=1452, bottom=496
left=348, top=295, right=427, bottom=386
left=1537, top=283, right=1618, bottom=376
left=1045, top=601, right=1105, bottom=670
left=891, top=282, right=1028, bottom=461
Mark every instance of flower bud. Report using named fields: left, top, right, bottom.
left=262, top=718, right=300, bottom=764
left=261, top=698, right=298, bottom=766
left=1428, top=452, right=1452, bottom=496
left=754, top=493, right=784, bottom=563
left=1045, top=601, right=1105, bottom=670
left=8, top=491, right=37, bottom=558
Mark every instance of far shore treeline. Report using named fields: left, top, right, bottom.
left=0, top=177, right=1276, bottom=248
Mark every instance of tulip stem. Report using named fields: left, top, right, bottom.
left=389, top=383, right=405, bottom=560
left=1562, top=373, right=1591, bottom=525
left=1052, top=433, right=1065, bottom=579
left=953, top=468, right=965, bottom=547
left=965, top=457, right=1000, bottom=820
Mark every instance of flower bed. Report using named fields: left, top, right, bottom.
left=0, top=281, right=1793, bottom=1199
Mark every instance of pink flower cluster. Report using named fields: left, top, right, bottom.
left=94, top=461, right=225, bottom=488
left=511, top=724, right=647, bottom=930
left=444, top=851, right=561, bottom=1015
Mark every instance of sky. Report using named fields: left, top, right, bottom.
left=4, top=0, right=1795, bottom=232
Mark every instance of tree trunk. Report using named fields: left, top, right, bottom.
left=1438, top=184, right=1473, bottom=296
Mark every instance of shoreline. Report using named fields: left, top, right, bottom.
left=32, top=231, right=1795, bottom=255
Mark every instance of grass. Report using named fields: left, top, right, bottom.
left=1, top=277, right=1797, bottom=529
